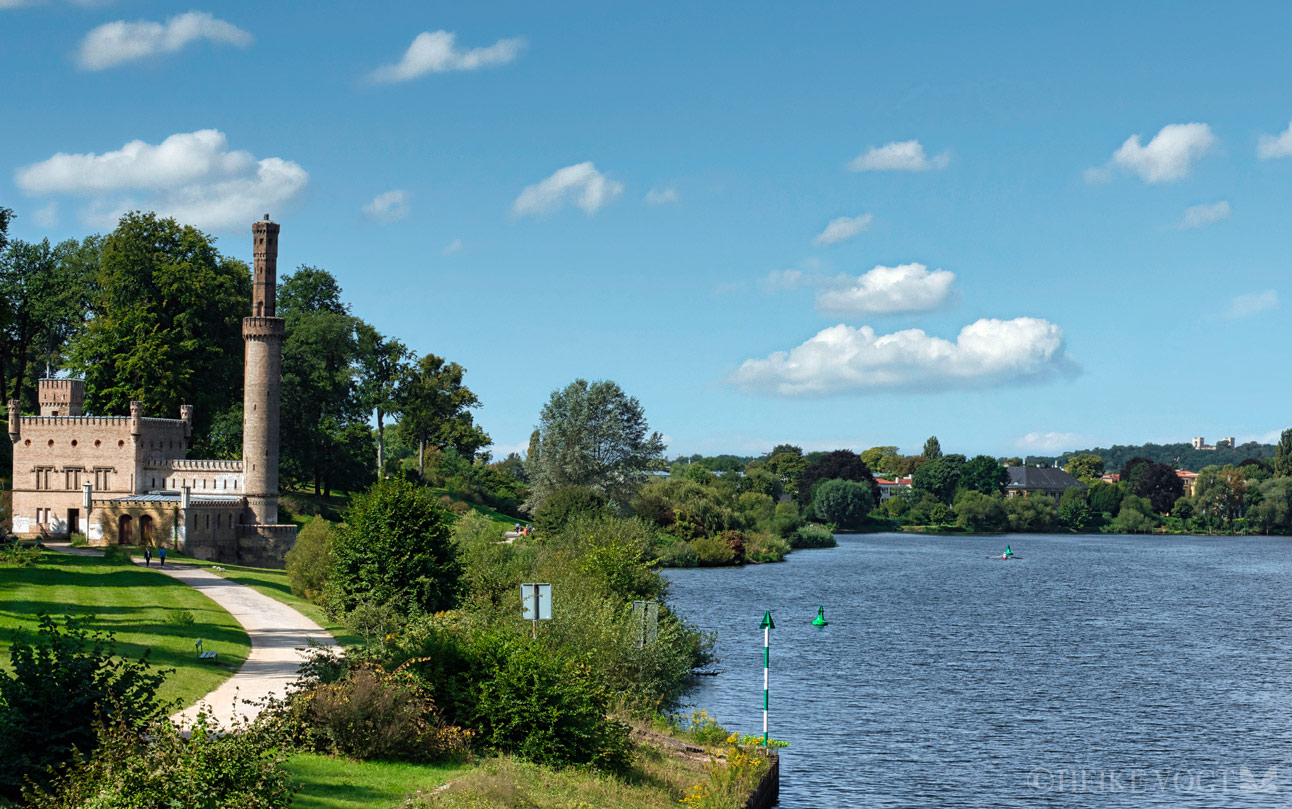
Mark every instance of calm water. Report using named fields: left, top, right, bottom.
left=663, top=533, right=1292, bottom=808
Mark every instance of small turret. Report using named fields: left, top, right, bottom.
left=38, top=378, right=84, bottom=417
left=180, top=404, right=193, bottom=438
left=129, top=401, right=142, bottom=437
left=7, top=399, right=19, bottom=442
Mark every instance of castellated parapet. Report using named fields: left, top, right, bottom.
left=39, top=379, right=84, bottom=417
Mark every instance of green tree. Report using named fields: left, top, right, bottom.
left=67, top=212, right=249, bottom=440
left=1274, top=429, right=1292, bottom=477
left=1004, top=495, right=1057, bottom=531
left=1057, top=486, right=1093, bottom=529
left=1249, top=477, right=1292, bottom=533
left=285, top=516, right=336, bottom=602
left=912, top=453, right=965, bottom=504
left=1112, top=494, right=1158, bottom=533
left=810, top=478, right=874, bottom=529
left=524, top=379, right=666, bottom=512
left=0, top=615, right=168, bottom=800
left=357, top=324, right=413, bottom=478
left=1088, top=480, right=1124, bottom=516
left=953, top=490, right=1007, bottom=531
left=763, top=446, right=810, bottom=499
left=328, top=478, right=462, bottom=615
left=860, top=446, right=899, bottom=472
left=1122, top=458, right=1184, bottom=514
left=0, top=206, right=12, bottom=253
left=1063, top=453, right=1105, bottom=483
left=278, top=266, right=370, bottom=495
left=958, top=454, right=1007, bottom=496
left=923, top=435, right=943, bottom=460
left=397, top=353, right=489, bottom=478
left=797, top=449, right=879, bottom=506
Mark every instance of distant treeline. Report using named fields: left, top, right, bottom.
left=1049, top=442, right=1275, bottom=473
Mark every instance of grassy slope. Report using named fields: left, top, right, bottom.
left=115, top=548, right=362, bottom=647
left=0, top=551, right=250, bottom=707
left=286, top=754, right=470, bottom=809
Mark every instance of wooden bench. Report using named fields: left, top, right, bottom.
left=195, top=639, right=217, bottom=662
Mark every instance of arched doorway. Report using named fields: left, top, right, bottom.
left=118, top=514, right=133, bottom=545
left=140, top=515, right=155, bottom=546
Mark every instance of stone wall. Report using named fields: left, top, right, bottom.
left=237, top=523, right=297, bottom=568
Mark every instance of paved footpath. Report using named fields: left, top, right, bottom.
left=46, top=543, right=337, bottom=729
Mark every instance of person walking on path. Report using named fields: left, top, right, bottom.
left=158, top=546, right=167, bottom=567
left=144, top=546, right=152, bottom=566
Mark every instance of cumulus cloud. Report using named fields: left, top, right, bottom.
left=512, top=162, right=622, bottom=217
left=1257, top=120, right=1292, bottom=159
left=813, top=213, right=873, bottom=246
left=15, top=129, right=308, bottom=230
left=362, top=189, right=409, bottom=223
left=817, top=264, right=955, bottom=315
left=1178, top=200, right=1230, bottom=230
left=763, top=262, right=955, bottom=316
left=1014, top=432, right=1085, bottom=452
left=1222, top=290, right=1278, bottom=319
left=77, top=11, right=252, bottom=70
left=730, top=317, right=1075, bottom=396
left=644, top=187, right=679, bottom=205
left=1089, top=123, right=1217, bottom=184
left=848, top=140, right=950, bottom=172
left=369, top=30, right=524, bottom=83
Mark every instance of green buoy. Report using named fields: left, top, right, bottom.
left=812, top=606, right=829, bottom=627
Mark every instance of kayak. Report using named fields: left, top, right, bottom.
left=987, top=555, right=1022, bottom=560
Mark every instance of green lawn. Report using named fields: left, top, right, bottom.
left=0, top=551, right=250, bottom=707
left=116, top=549, right=361, bottom=647
left=286, top=753, right=469, bottom=809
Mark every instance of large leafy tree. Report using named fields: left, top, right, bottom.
left=912, top=453, right=965, bottom=504
left=958, top=454, right=1008, bottom=496
left=67, top=212, right=249, bottom=440
left=1064, top=453, right=1105, bottom=483
left=1121, top=457, right=1183, bottom=514
left=329, top=478, right=461, bottom=614
left=357, top=324, right=412, bottom=478
left=763, top=445, right=809, bottom=498
left=922, top=435, right=943, bottom=460
left=1274, top=429, right=1292, bottom=477
left=525, top=378, right=666, bottom=512
left=810, top=478, right=874, bottom=529
left=797, top=449, right=879, bottom=506
left=278, top=266, right=371, bottom=496
left=396, top=353, right=490, bottom=478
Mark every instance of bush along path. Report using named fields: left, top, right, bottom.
left=45, top=543, right=335, bottom=729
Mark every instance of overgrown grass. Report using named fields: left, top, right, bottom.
left=0, top=550, right=250, bottom=707
left=286, top=753, right=470, bottom=809
left=114, top=548, right=361, bottom=647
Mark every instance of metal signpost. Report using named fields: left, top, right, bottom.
left=520, top=582, right=552, bottom=638
left=760, top=610, right=774, bottom=748
left=632, top=600, right=659, bottom=647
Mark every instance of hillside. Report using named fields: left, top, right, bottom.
left=1053, top=441, right=1275, bottom=473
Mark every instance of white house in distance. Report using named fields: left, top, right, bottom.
left=875, top=476, right=913, bottom=500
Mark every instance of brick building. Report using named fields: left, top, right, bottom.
left=7, top=216, right=297, bottom=567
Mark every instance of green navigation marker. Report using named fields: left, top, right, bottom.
left=812, top=605, right=829, bottom=627
left=760, top=610, right=773, bottom=747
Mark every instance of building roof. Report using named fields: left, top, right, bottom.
left=101, top=491, right=244, bottom=504
left=1005, top=466, right=1087, bottom=491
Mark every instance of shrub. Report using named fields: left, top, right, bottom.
left=329, top=478, right=462, bottom=616
left=0, top=615, right=169, bottom=800
left=102, top=545, right=133, bottom=564
left=953, top=491, right=1007, bottom=532
left=286, top=516, right=335, bottom=603
left=1004, top=496, right=1057, bottom=532
left=470, top=634, right=632, bottom=773
left=0, top=543, right=40, bottom=567
left=658, top=540, right=700, bottom=567
left=291, top=666, right=471, bottom=762
left=810, top=478, right=875, bottom=529
left=790, top=524, right=837, bottom=549
left=742, top=531, right=789, bottom=562
left=166, top=608, right=195, bottom=627
left=1112, top=494, right=1159, bottom=534
left=68, top=532, right=87, bottom=548
left=689, top=536, right=738, bottom=566
left=533, top=486, right=607, bottom=536
left=23, top=715, right=293, bottom=809
left=681, top=737, right=773, bottom=809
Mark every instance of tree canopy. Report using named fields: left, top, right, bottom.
left=797, top=449, right=879, bottom=506
left=525, top=379, right=665, bottom=512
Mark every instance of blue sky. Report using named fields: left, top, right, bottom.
left=3, top=2, right=1291, bottom=460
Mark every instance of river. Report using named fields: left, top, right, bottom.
left=662, top=533, right=1292, bottom=807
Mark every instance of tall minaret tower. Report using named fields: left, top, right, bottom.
left=242, top=215, right=284, bottom=525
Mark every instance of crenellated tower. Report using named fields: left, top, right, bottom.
left=242, top=215, right=284, bottom=525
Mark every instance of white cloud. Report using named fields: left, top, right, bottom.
left=848, top=140, right=950, bottom=172
left=512, top=162, right=622, bottom=217
left=816, top=263, right=955, bottom=315
left=813, top=213, right=873, bottom=246
left=1090, top=123, right=1218, bottom=184
left=369, top=30, right=524, bottom=83
left=362, top=189, right=409, bottom=223
left=31, top=203, right=58, bottom=228
left=730, top=317, right=1075, bottom=396
left=644, top=187, right=679, bottom=205
left=78, top=11, right=252, bottom=71
left=1257, top=120, right=1292, bottom=159
left=15, top=129, right=308, bottom=230
left=1178, top=200, right=1230, bottom=230
left=1014, top=432, right=1085, bottom=452
left=442, top=238, right=463, bottom=255
left=1222, top=290, right=1278, bottom=319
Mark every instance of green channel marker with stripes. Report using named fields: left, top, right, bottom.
left=760, top=610, right=774, bottom=747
